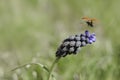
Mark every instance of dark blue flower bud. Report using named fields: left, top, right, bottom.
left=81, top=36, right=86, bottom=41
left=69, top=47, right=75, bottom=53
left=69, top=35, right=75, bottom=40
left=85, top=30, right=90, bottom=37
left=70, top=41, right=76, bottom=46
left=89, top=40, right=93, bottom=44
left=76, top=41, right=81, bottom=47
left=81, top=42, right=86, bottom=47
left=75, top=36, right=81, bottom=41
left=56, top=30, right=96, bottom=57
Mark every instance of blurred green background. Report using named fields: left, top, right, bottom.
left=0, top=0, right=120, bottom=80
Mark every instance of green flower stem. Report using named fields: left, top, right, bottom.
left=47, top=57, right=60, bottom=80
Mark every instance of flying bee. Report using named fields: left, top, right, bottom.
left=82, top=17, right=97, bottom=27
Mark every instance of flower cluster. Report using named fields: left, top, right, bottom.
left=56, top=30, right=96, bottom=57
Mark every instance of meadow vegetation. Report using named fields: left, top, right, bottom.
left=0, top=0, right=120, bottom=80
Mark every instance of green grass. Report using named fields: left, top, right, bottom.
left=0, top=0, right=120, bottom=80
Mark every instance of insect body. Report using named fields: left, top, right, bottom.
left=82, top=17, right=97, bottom=27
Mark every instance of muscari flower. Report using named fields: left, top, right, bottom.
left=56, top=30, right=96, bottom=57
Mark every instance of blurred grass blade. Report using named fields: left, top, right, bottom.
left=11, top=63, right=49, bottom=73
left=32, top=63, right=50, bottom=73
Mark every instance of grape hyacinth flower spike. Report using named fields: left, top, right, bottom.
left=56, top=30, right=96, bottom=57
left=47, top=30, right=96, bottom=80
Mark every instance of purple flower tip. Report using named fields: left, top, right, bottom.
left=85, top=30, right=89, bottom=34
left=80, top=34, right=85, bottom=37
left=89, top=40, right=93, bottom=44
left=92, top=33, right=96, bottom=36
left=92, top=38, right=96, bottom=42
left=85, top=30, right=90, bottom=37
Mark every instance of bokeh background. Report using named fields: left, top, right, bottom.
left=0, top=0, right=120, bottom=80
